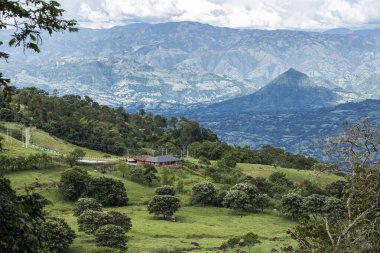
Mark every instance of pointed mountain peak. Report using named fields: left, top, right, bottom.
left=268, top=68, right=310, bottom=87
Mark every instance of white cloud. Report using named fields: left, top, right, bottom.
left=58, top=0, right=380, bottom=29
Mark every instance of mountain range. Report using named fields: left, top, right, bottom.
left=1, top=22, right=380, bottom=156
left=1, top=22, right=380, bottom=109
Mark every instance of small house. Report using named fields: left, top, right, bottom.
left=132, top=155, right=182, bottom=167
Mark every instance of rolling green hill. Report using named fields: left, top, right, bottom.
left=0, top=122, right=119, bottom=159
left=5, top=167, right=296, bottom=253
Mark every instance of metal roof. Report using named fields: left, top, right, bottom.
left=146, top=155, right=181, bottom=163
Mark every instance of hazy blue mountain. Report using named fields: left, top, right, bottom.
left=186, top=99, right=380, bottom=158
left=1, top=22, right=380, bottom=108
left=203, top=68, right=340, bottom=113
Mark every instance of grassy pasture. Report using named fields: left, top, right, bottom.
left=238, top=163, right=342, bottom=187
left=5, top=166, right=296, bottom=253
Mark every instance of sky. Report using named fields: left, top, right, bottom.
left=59, top=0, right=380, bottom=30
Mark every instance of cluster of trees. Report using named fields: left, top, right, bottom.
left=147, top=185, right=181, bottom=219
left=75, top=198, right=132, bottom=252
left=191, top=181, right=272, bottom=212
left=286, top=120, right=380, bottom=253
left=0, top=176, right=76, bottom=253
left=191, top=142, right=318, bottom=170
left=2, top=88, right=218, bottom=155
left=58, top=168, right=128, bottom=206
left=0, top=153, right=52, bottom=172
left=123, top=164, right=160, bottom=186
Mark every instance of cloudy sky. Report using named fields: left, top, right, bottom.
left=59, top=0, right=380, bottom=30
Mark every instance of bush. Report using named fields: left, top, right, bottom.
left=281, top=193, right=305, bottom=219
left=191, top=181, right=217, bottom=205
left=58, top=169, right=90, bottom=201
left=107, top=211, right=132, bottom=233
left=147, top=195, right=181, bottom=219
left=223, top=190, right=251, bottom=210
left=95, top=225, right=127, bottom=251
left=155, top=185, right=176, bottom=196
left=74, top=198, right=102, bottom=216
left=77, top=210, right=132, bottom=235
left=87, top=177, right=128, bottom=206
left=41, top=216, right=76, bottom=253
left=77, top=210, right=111, bottom=235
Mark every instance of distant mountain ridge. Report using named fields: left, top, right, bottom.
left=204, top=68, right=340, bottom=113
left=186, top=99, right=380, bottom=158
left=1, top=21, right=380, bottom=108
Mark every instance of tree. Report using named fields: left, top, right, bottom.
left=324, top=180, right=347, bottom=198
left=281, top=193, right=305, bottom=219
left=58, top=168, right=90, bottom=201
left=147, top=195, right=181, bottom=219
left=155, top=185, right=176, bottom=196
left=242, top=232, right=260, bottom=253
left=223, top=190, right=251, bottom=211
left=77, top=210, right=111, bottom=235
left=95, top=225, right=127, bottom=252
left=0, top=0, right=77, bottom=90
left=65, top=149, right=86, bottom=167
left=107, top=211, right=132, bottom=233
left=191, top=181, right=217, bottom=205
left=226, top=237, right=240, bottom=248
left=41, top=216, right=76, bottom=253
left=253, top=194, right=271, bottom=212
left=0, top=177, right=49, bottom=252
left=77, top=210, right=132, bottom=235
left=303, top=194, right=327, bottom=216
left=87, top=177, right=128, bottom=206
left=298, top=180, right=323, bottom=197
left=290, top=120, right=380, bottom=253
left=117, top=160, right=128, bottom=178
left=73, top=198, right=102, bottom=217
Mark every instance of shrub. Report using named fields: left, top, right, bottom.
left=77, top=210, right=132, bottom=235
left=281, top=193, right=305, bottom=219
left=107, top=211, right=132, bottom=232
left=155, top=185, right=176, bottom=196
left=74, top=198, right=102, bottom=216
left=87, top=177, right=128, bottom=206
left=191, top=181, right=217, bottom=205
left=223, top=190, right=251, bottom=210
left=58, top=169, right=90, bottom=201
left=95, top=225, right=127, bottom=251
left=77, top=210, right=111, bottom=235
left=147, top=195, right=181, bottom=219
left=41, top=216, right=76, bottom=253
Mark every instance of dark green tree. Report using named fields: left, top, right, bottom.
left=87, top=177, right=128, bottom=206
left=155, top=185, right=176, bottom=196
left=191, top=181, right=217, bottom=205
left=147, top=195, right=181, bottom=219
left=73, top=198, right=102, bottom=217
left=95, top=225, right=127, bottom=252
left=65, top=149, right=86, bottom=167
left=41, top=216, right=76, bottom=253
left=58, top=168, right=90, bottom=201
left=223, top=190, right=251, bottom=211
left=281, top=193, right=306, bottom=219
left=242, top=232, right=260, bottom=253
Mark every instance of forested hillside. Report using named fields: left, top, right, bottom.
left=0, top=88, right=217, bottom=155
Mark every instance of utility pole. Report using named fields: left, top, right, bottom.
left=161, top=146, right=164, bottom=156
left=186, top=145, right=189, bottom=158
left=6, top=126, right=9, bottom=143
left=165, top=143, right=168, bottom=155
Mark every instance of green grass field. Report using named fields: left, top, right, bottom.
left=5, top=166, right=297, bottom=253
left=0, top=122, right=119, bottom=159
left=238, top=163, right=342, bottom=187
